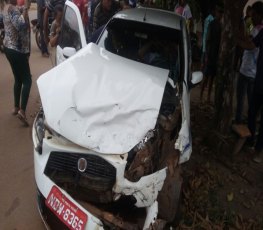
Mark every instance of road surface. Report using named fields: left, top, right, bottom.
left=0, top=7, right=54, bottom=230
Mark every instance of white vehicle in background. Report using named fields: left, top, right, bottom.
left=33, top=2, right=202, bottom=229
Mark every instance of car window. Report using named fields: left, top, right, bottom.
left=97, top=19, right=184, bottom=84
left=58, top=6, right=82, bottom=51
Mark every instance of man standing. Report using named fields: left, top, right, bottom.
left=200, top=5, right=223, bottom=103
left=92, top=0, right=119, bottom=32
left=201, top=6, right=214, bottom=70
left=73, top=0, right=88, bottom=30
left=248, top=2, right=263, bottom=163
left=239, top=1, right=263, bottom=163
left=43, top=0, right=66, bottom=44
left=37, top=0, right=49, bottom=57
left=235, top=26, right=259, bottom=124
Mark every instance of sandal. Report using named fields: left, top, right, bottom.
left=17, top=110, right=29, bottom=127
left=12, top=107, right=19, bottom=115
left=42, top=52, right=50, bottom=58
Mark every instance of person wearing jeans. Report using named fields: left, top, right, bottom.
left=1, top=0, right=32, bottom=126
left=37, top=0, right=49, bottom=57
left=4, top=49, right=32, bottom=119
left=248, top=92, right=263, bottom=159
left=239, top=2, right=263, bottom=163
left=235, top=28, right=259, bottom=123
left=235, top=74, right=255, bottom=123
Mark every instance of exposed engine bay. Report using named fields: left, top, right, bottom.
left=38, top=75, right=183, bottom=229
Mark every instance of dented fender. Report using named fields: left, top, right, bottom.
left=113, top=166, right=167, bottom=207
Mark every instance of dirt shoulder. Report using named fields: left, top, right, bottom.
left=177, top=100, right=263, bottom=229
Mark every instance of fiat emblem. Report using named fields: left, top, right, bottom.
left=78, top=158, right=87, bottom=172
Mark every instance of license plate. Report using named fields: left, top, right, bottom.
left=45, top=186, right=88, bottom=230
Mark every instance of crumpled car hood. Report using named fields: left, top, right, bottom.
left=37, top=43, right=168, bottom=153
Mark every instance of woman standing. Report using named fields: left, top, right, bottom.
left=1, top=0, right=31, bottom=126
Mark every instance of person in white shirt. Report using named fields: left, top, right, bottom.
left=235, top=26, right=260, bottom=124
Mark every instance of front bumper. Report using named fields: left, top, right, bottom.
left=37, top=188, right=91, bottom=230
left=34, top=150, right=104, bottom=229
left=33, top=121, right=167, bottom=229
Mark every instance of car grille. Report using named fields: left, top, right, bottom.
left=44, top=151, right=116, bottom=203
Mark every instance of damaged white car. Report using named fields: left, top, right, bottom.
left=32, top=4, right=202, bottom=230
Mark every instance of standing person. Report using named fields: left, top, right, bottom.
left=235, top=26, right=259, bottom=124
left=88, top=0, right=100, bottom=39
left=201, top=5, right=214, bottom=70
left=37, top=0, right=49, bottom=57
left=174, top=0, right=193, bottom=31
left=249, top=2, right=263, bottom=163
left=92, top=0, right=119, bottom=32
left=233, top=7, right=252, bottom=72
left=49, top=4, right=63, bottom=47
left=239, top=2, right=263, bottom=163
left=43, top=0, right=66, bottom=44
left=73, top=0, right=88, bottom=34
left=199, top=5, right=223, bottom=103
left=1, top=0, right=31, bottom=126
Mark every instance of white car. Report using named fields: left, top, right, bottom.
left=33, top=2, right=202, bottom=229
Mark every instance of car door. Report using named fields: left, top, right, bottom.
left=56, top=0, right=87, bottom=65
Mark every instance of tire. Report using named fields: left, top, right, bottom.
left=156, top=139, right=183, bottom=224
left=0, top=31, right=4, bottom=53
left=0, top=43, right=4, bottom=53
left=158, top=165, right=182, bottom=223
left=35, top=29, right=42, bottom=51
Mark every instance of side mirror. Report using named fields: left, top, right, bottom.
left=62, top=47, right=76, bottom=58
left=191, top=71, right=203, bottom=85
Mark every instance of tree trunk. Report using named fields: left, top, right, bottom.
left=214, top=0, right=248, bottom=134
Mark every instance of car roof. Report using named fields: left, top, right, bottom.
left=113, top=7, right=183, bottom=30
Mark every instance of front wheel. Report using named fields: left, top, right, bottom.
left=35, top=29, right=42, bottom=51
left=0, top=43, right=4, bottom=53
left=0, top=31, right=4, bottom=53
left=156, top=140, right=183, bottom=225
left=158, top=164, right=182, bottom=223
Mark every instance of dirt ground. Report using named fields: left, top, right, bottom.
left=0, top=8, right=53, bottom=229
left=176, top=96, right=263, bottom=229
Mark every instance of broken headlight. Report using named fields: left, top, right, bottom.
left=34, top=108, right=45, bottom=154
